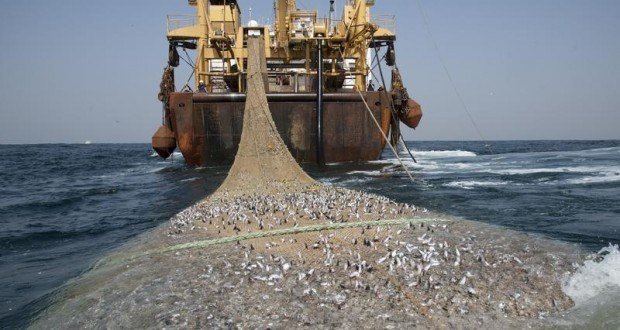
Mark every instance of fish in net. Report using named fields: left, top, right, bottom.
left=29, top=37, right=582, bottom=329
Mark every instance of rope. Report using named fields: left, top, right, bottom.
left=370, top=53, right=387, bottom=73
left=180, top=47, right=195, bottom=69
left=338, top=48, right=417, bottom=183
left=184, top=70, right=195, bottom=87
left=158, top=217, right=444, bottom=253
left=414, top=0, right=491, bottom=150
left=371, top=41, right=418, bottom=164
left=93, top=217, right=447, bottom=270
left=356, top=90, right=416, bottom=182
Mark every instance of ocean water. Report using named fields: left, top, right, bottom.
left=0, top=140, right=619, bottom=327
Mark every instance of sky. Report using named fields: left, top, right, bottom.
left=0, top=0, right=619, bottom=144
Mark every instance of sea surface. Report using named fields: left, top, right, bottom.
left=1, top=140, right=619, bottom=327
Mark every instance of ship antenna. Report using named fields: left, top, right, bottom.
left=249, top=7, right=253, bottom=22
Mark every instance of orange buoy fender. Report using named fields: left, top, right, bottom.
left=399, top=99, right=423, bottom=129
left=152, top=125, right=177, bottom=159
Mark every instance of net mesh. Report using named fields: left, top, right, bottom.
left=28, top=36, right=578, bottom=330
left=214, top=37, right=315, bottom=198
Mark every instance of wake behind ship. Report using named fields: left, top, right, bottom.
left=152, top=0, right=423, bottom=166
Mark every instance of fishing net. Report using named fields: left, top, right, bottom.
left=30, top=36, right=581, bottom=330
left=214, top=37, right=314, bottom=197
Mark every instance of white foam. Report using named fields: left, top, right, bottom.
left=565, top=174, right=620, bottom=185
left=150, top=151, right=184, bottom=159
left=412, top=150, right=477, bottom=159
left=562, top=245, right=620, bottom=306
left=443, top=162, right=491, bottom=170
left=572, top=146, right=620, bottom=155
left=370, top=159, right=442, bottom=171
left=347, top=170, right=383, bottom=177
left=148, top=166, right=169, bottom=174
left=488, top=165, right=620, bottom=176
left=492, top=168, right=569, bottom=175
left=443, top=180, right=511, bottom=190
left=367, top=159, right=394, bottom=165
left=339, top=177, right=373, bottom=185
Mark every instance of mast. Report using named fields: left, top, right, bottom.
left=275, top=0, right=296, bottom=50
left=316, top=40, right=325, bottom=165
left=343, top=0, right=372, bottom=91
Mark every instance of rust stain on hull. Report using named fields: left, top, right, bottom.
left=169, top=92, right=392, bottom=166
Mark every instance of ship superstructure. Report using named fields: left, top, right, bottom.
left=152, top=0, right=422, bottom=166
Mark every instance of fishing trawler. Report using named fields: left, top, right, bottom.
left=152, top=0, right=422, bottom=166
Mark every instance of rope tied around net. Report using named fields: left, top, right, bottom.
left=93, top=217, right=449, bottom=270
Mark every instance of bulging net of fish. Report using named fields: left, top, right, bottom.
left=29, top=36, right=589, bottom=329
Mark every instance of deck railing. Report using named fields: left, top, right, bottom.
left=371, top=14, right=396, bottom=33
left=167, top=15, right=197, bottom=33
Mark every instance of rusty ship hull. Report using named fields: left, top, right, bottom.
left=169, top=91, right=392, bottom=166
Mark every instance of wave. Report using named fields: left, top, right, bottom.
left=0, top=187, right=120, bottom=211
left=150, top=151, right=184, bottom=159
left=411, top=150, right=477, bottom=158
left=1, top=229, right=105, bottom=248
left=562, top=244, right=620, bottom=305
left=347, top=170, right=383, bottom=177
left=348, top=161, right=439, bottom=176
left=443, top=180, right=511, bottom=190
left=565, top=146, right=620, bottom=155
left=443, top=174, right=620, bottom=189
left=487, top=165, right=620, bottom=176
left=369, top=159, right=442, bottom=171
left=469, top=144, right=620, bottom=159
left=337, top=177, right=374, bottom=185
left=564, top=174, right=620, bottom=185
